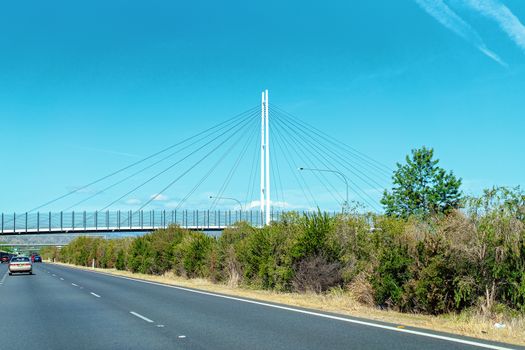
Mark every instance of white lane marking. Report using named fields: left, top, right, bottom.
left=90, top=292, right=101, bottom=298
left=156, top=324, right=165, bottom=328
left=77, top=269, right=515, bottom=350
left=0, top=270, right=8, bottom=285
left=178, top=335, right=186, bottom=339
left=60, top=277, right=64, bottom=281
left=130, top=311, right=154, bottom=323
left=71, top=283, right=78, bottom=287
left=52, top=274, right=56, bottom=276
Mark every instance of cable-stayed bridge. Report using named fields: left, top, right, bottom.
left=1, top=91, right=392, bottom=235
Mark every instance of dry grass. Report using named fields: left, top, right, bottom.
left=51, top=262, right=524, bottom=346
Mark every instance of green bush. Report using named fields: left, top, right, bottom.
left=372, top=244, right=413, bottom=308
left=173, top=232, right=214, bottom=278
left=128, top=225, right=187, bottom=275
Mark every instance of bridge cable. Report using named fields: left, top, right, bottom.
left=175, top=122, right=258, bottom=212
left=209, top=122, right=257, bottom=211
left=272, top=111, right=382, bottom=211
left=243, top=130, right=261, bottom=210
left=273, top=113, right=380, bottom=211
left=134, top=113, right=258, bottom=212
left=270, top=147, right=281, bottom=209
left=271, top=107, right=390, bottom=190
left=119, top=116, right=258, bottom=224
left=271, top=119, right=317, bottom=209
left=272, top=117, right=346, bottom=205
left=13, top=105, right=258, bottom=218
left=272, top=105, right=392, bottom=177
left=60, top=110, right=257, bottom=212
left=97, top=110, right=258, bottom=212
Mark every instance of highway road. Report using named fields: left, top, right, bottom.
left=0, top=263, right=521, bottom=350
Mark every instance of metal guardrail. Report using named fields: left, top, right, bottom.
left=0, top=210, right=325, bottom=234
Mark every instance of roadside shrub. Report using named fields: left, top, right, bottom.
left=291, top=210, right=334, bottom=261
left=115, top=249, right=126, bottom=270
left=128, top=225, right=187, bottom=274
left=371, top=243, right=413, bottom=309
left=213, top=222, right=253, bottom=285
left=292, top=254, right=341, bottom=293
left=347, top=271, right=375, bottom=306
left=173, top=232, right=214, bottom=278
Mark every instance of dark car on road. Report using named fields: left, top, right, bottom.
left=1, top=255, right=10, bottom=263
left=33, top=255, right=42, bottom=263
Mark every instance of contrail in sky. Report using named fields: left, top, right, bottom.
left=415, top=0, right=506, bottom=66
left=462, top=0, right=525, bottom=53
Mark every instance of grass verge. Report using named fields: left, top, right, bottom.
left=50, top=262, right=524, bottom=346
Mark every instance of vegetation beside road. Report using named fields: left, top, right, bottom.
left=42, top=185, right=525, bottom=345
left=40, top=147, right=525, bottom=344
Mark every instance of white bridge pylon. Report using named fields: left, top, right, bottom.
left=260, top=90, right=270, bottom=226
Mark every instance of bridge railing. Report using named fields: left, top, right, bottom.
left=0, top=210, right=332, bottom=234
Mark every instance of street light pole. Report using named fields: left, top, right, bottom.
left=209, top=196, right=244, bottom=212
left=298, top=167, right=349, bottom=212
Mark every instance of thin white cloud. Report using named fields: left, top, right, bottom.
left=125, top=198, right=141, bottom=205
left=150, top=193, right=169, bottom=201
left=415, top=0, right=506, bottom=65
left=462, top=0, right=525, bottom=52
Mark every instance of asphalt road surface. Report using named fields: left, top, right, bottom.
left=0, top=263, right=521, bottom=350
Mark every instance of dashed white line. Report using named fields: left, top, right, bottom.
left=178, top=335, right=186, bottom=339
left=71, top=283, right=78, bottom=287
left=130, top=311, right=154, bottom=323
left=52, top=274, right=56, bottom=276
left=90, top=292, right=101, bottom=298
left=60, top=277, right=64, bottom=281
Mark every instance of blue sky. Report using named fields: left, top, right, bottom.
left=0, top=0, right=524, bottom=213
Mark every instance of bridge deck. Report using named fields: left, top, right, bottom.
left=0, top=225, right=226, bottom=235
left=0, top=210, right=316, bottom=235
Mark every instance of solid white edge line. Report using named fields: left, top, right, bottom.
left=90, top=292, right=101, bottom=298
left=59, top=266, right=516, bottom=350
left=130, top=311, right=154, bottom=323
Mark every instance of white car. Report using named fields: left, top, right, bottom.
left=9, top=256, right=33, bottom=275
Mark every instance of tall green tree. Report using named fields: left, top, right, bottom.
left=381, top=147, right=462, bottom=217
